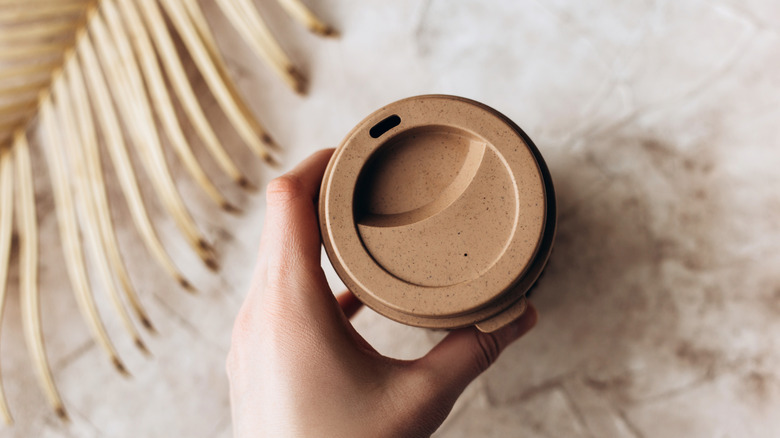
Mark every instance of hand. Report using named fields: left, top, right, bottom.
left=227, top=149, right=538, bottom=437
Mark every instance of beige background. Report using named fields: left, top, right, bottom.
left=2, top=0, right=780, bottom=436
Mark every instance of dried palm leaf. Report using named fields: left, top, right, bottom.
left=77, top=24, right=192, bottom=290
left=41, top=92, right=132, bottom=374
left=66, top=55, right=155, bottom=333
left=216, top=0, right=306, bottom=93
left=0, top=0, right=335, bottom=423
left=133, top=0, right=250, bottom=188
left=159, top=0, right=276, bottom=161
left=277, top=0, right=337, bottom=36
left=15, top=133, right=66, bottom=420
left=0, top=148, right=14, bottom=424
left=117, top=0, right=236, bottom=212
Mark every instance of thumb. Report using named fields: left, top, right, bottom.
left=418, top=304, right=538, bottom=397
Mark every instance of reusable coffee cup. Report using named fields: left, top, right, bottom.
left=319, top=95, right=556, bottom=332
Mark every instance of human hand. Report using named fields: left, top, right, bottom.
left=227, top=149, right=538, bottom=437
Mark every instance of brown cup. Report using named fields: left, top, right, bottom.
left=319, top=95, right=556, bottom=332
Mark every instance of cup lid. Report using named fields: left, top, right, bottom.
left=320, top=95, right=553, bottom=330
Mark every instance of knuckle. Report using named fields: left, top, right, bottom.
left=396, top=364, right=459, bottom=431
left=472, top=331, right=503, bottom=372
left=266, top=174, right=306, bottom=204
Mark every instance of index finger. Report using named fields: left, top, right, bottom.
left=260, top=148, right=334, bottom=289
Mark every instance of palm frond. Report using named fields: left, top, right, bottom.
left=41, top=92, right=132, bottom=373
left=66, top=55, right=156, bottom=333
left=159, top=0, right=276, bottom=161
left=77, top=23, right=192, bottom=290
left=277, top=0, right=336, bottom=36
left=135, top=0, right=250, bottom=188
left=217, top=0, right=305, bottom=93
left=0, top=148, right=14, bottom=424
left=15, top=134, right=66, bottom=420
left=0, top=0, right=335, bottom=423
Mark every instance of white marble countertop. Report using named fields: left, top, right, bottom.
left=3, top=0, right=780, bottom=436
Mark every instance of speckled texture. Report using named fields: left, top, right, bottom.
left=319, top=95, right=555, bottom=330
left=2, top=0, right=780, bottom=436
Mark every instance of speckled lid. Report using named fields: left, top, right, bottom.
left=320, top=95, right=556, bottom=332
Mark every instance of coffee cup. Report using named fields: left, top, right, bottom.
left=319, top=95, right=556, bottom=332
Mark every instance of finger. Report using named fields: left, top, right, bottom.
left=260, top=148, right=334, bottom=287
left=336, top=290, right=363, bottom=320
left=418, top=304, right=538, bottom=396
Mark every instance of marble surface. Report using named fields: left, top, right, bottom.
left=3, top=0, right=780, bottom=436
